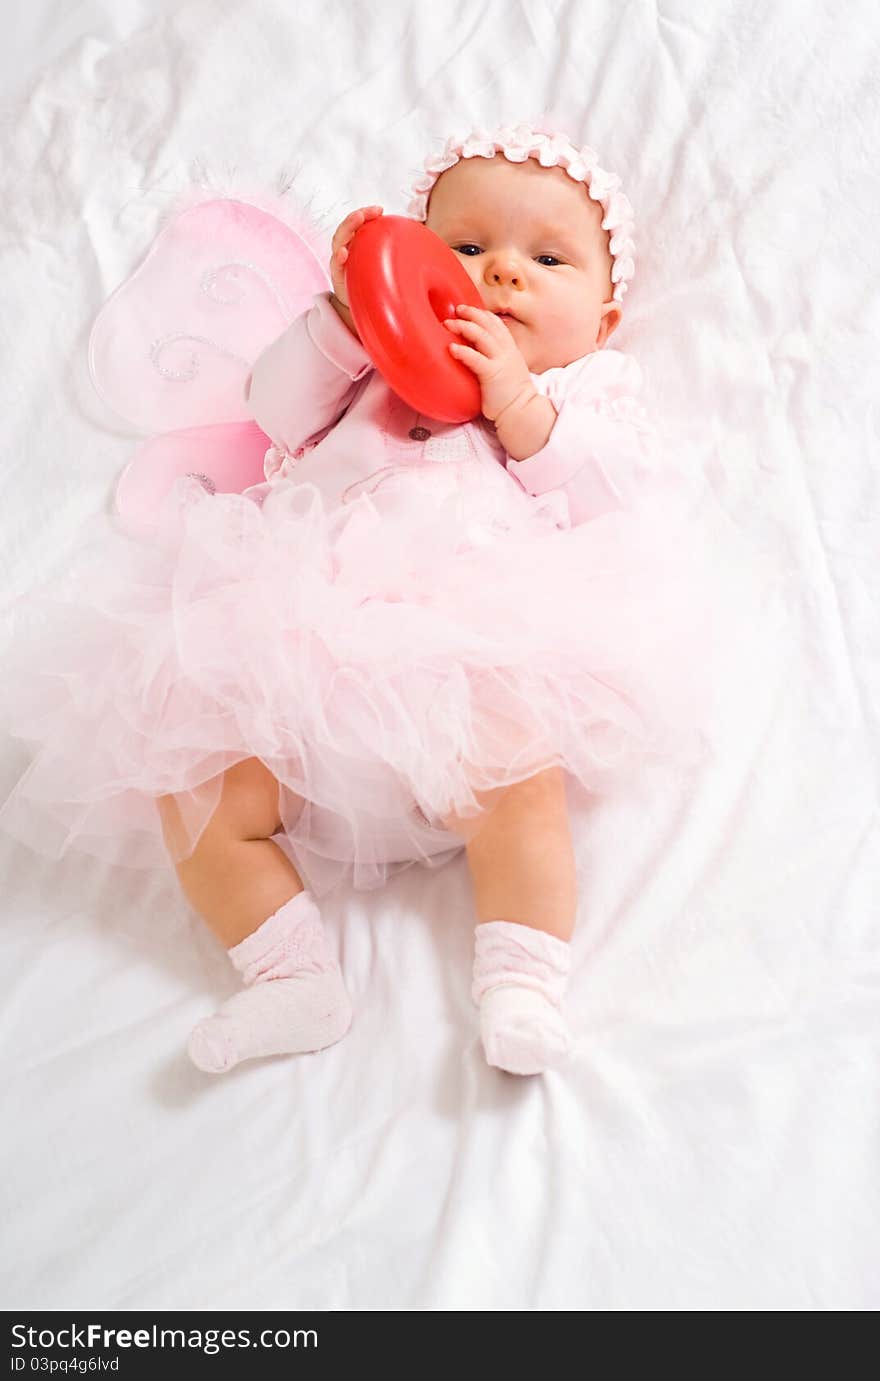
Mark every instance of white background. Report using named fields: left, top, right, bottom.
left=1, top=0, right=878, bottom=1310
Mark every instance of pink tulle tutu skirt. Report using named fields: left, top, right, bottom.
left=0, top=458, right=725, bottom=898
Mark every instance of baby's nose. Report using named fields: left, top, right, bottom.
left=488, top=265, right=520, bottom=285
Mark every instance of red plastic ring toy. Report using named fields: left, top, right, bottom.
left=344, top=215, right=485, bottom=424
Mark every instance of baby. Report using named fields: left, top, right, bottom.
left=0, top=111, right=726, bottom=1089
left=154, top=125, right=651, bottom=1079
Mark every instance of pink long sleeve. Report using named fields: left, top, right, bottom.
left=243, top=291, right=374, bottom=456
left=504, top=350, right=656, bottom=526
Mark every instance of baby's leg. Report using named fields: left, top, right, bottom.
left=157, top=756, right=303, bottom=949
left=444, top=765, right=577, bottom=941
left=157, top=759, right=352, bottom=1072
left=442, top=766, right=577, bottom=1075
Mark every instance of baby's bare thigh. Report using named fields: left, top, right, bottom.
left=156, top=757, right=286, bottom=852
left=440, top=765, right=567, bottom=842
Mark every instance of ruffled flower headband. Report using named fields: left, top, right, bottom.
left=406, top=122, right=636, bottom=304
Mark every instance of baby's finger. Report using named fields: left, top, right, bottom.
left=448, top=341, right=484, bottom=369
left=454, top=303, right=496, bottom=320
left=333, top=205, right=384, bottom=252
left=331, top=217, right=359, bottom=254
left=348, top=205, right=384, bottom=243
left=444, top=317, right=494, bottom=347
left=448, top=311, right=494, bottom=327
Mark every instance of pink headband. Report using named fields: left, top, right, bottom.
left=405, top=122, right=636, bottom=304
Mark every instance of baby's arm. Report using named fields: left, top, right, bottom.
left=498, top=352, right=655, bottom=525
left=244, top=206, right=383, bottom=460
left=494, top=392, right=557, bottom=461
left=243, top=291, right=374, bottom=458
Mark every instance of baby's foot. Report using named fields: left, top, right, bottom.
left=187, top=968, right=353, bottom=1073
left=472, top=919, right=574, bottom=1075
left=479, top=984, right=572, bottom=1075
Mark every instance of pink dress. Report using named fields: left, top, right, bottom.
left=0, top=289, right=720, bottom=899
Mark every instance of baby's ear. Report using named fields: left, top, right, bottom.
left=597, top=302, right=623, bottom=348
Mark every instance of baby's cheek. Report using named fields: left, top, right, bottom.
left=455, top=260, right=481, bottom=290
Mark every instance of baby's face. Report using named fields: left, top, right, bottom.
left=425, top=154, right=622, bottom=374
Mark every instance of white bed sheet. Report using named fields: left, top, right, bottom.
left=1, top=0, right=878, bottom=1311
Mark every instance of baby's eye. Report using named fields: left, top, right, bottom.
left=453, top=245, right=562, bottom=267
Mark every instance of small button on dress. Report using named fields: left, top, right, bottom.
left=408, top=426, right=432, bottom=441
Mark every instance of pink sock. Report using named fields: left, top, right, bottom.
left=187, top=890, right=353, bottom=1073
left=472, top=920, right=573, bottom=1075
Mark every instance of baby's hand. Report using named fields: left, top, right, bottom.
left=443, top=305, right=537, bottom=424
left=329, top=205, right=383, bottom=337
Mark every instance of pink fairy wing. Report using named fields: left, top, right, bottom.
left=89, top=197, right=331, bottom=433
left=113, top=420, right=272, bottom=537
